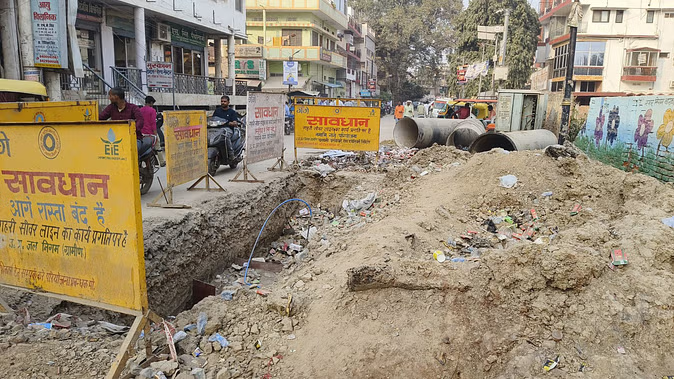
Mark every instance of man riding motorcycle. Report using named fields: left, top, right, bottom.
left=212, top=95, right=240, bottom=162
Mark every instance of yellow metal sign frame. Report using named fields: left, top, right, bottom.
left=292, top=97, right=381, bottom=162
left=0, top=101, right=99, bottom=123
left=0, top=121, right=147, bottom=315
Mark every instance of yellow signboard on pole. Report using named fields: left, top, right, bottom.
left=0, top=101, right=99, bottom=123
left=0, top=121, right=147, bottom=314
left=163, top=110, right=208, bottom=187
left=294, top=104, right=381, bottom=151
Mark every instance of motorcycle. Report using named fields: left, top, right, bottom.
left=284, top=117, right=294, bottom=135
left=138, top=135, right=160, bottom=195
left=207, top=115, right=246, bottom=176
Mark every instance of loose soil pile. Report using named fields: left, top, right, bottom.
left=2, top=145, right=674, bottom=378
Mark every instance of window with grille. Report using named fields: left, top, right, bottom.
left=616, top=10, right=624, bottom=23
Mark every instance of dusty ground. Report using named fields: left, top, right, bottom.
left=2, top=143, right=674, bottom=378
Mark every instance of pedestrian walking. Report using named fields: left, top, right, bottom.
left=394, top=101, right=404, bottom=123
left=403, top=100, right=414, bottom=118
left=416, top=102, right=425, bottom=118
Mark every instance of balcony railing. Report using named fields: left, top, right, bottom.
left=622, top=66, right=657, bottom=82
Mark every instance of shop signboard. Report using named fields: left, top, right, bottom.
left=31, top=0, right=68, bottom=69
left=77, top=0, right=103, bottom=22
left=168, top=23, right=206, bottom=48
left=147, top=61, right=173, bottom=89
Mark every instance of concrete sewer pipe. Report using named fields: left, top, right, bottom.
left=469, top=129, right=558, bottom=153
left=445, top=119, right=486, bottom=149
left=394, top=117, right=484, bottom=149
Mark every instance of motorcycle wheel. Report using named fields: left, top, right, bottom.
left=229, top=161, right=239, bottom=169
left=139, top=159, right=153, bottom=195
left=208, top=157, right=219, bottom=176
left=284, top=124, right=290, bottom=135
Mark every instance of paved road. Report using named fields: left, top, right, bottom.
left=141, top=115, right=396, bottom=220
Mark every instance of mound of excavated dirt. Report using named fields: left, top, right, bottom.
left=2, top=148, right=674, bottom=378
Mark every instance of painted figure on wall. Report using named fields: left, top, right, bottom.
left=657, top=108, right=674, bottom=153
left=634, top=109, right=654, bottom=156
left=594, top=105, right=605, bottom=147
left=606, top=106, right=620, bottom=146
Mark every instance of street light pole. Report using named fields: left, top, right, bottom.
left=559, top=0, right=583, bottom=144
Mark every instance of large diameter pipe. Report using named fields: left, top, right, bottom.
left=394, top=117, right=466, bottom=148
left=446, top=119, right=486, bottom=149
left=469, top=130, right=558, bottom=153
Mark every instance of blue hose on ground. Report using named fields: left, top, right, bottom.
left=244, top=198, right=313, bottom=286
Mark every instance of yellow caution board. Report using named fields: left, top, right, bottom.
left=163, top=111, right=208, bottom=187
left=0, top=121, right=147, bottom=314
left=0, top=101, right=99, bottom=123
left=294, top=103, right=381, bottom=151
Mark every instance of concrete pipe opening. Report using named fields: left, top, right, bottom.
left=394, top=118, right=464, bottom=149
left=446, top=120, right=486, bottom=150
left=469, top=130, right=558, bottom=153
left=393, top=117, right=421, bottom=148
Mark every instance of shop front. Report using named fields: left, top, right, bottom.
left=167, top=23, right=207, bottom=76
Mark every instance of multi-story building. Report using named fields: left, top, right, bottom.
left=337, top=8, right=363, bottom=98
left=244, top=0, right=348, bottom=96
left=0, top=0, right=247, bottom=108
left=535, top=0, right=674, bottom=104
left=359, top=23, right=378, bottom=97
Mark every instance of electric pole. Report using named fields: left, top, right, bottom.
left=559, top=0, right=583, bottom=144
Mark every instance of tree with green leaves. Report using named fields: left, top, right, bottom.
left=351, top=0, right=462, bottom=103
left=447, top=0, right=540, bottom=98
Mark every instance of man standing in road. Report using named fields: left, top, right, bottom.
left=417, top=102, right=426, bottom=118
left=403, top=100, right=414, bottom=118
left=212, top=95, right=240, bottom=161
left=394, top=101, right=404, bottom=123
left=99, top=87, right=146, bottom=156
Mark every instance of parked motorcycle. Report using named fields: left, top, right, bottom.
left=138, top=135, right=160, bottom=195
left=284, top=117, right=294, bottom=135
left=207, top=115, right=245, bottom=176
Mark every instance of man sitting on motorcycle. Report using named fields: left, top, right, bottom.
left=212, top=95, right=240, bottom=161
left=99, top=87, right=148, bottom=155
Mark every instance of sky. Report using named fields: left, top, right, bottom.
left=463, top=0, right=539, bottom=11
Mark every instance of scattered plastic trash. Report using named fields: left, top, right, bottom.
left=662, top=216, right=674, bottom=228
left=543, top=356, right=559, bottom=371
left=256, top=289, right=271, bottom=297
left=311, top=164, right=336, bottom=177
left=196, top=312, right=207, bottom=335
left=99, top=321, right=130, bottom=334
left=173, top=331, right=187, bottom=342
left=541, top=191, right=553, bottom=197
left=154, top=372, right=168, bottom=379
left=617, top=346, right=626, bottom=354
left=342, top=192, right=377, bottom=213
left=420, top=171, right=429, bottom=176
left=28, top=322, right=52, bottom=330
left=301, top=226, right=318, bottom=240
left=208, top=332, right=229, bottom=348
left=450, top=257, right=466, bottom=263
left=611, top=249, right=628, bottom=266
left=192, top=347, right=202, bottom=357
left=184, top=324, right=196, bottom=332
left=289, top=243, right=303, bottom=251
left=499, top=175, right=518, bottom=188
left=570, top=204, right=582, bottom=216
left=45, top=313, right=75, bottom=328
left=433, top=250, right=446, bottom=263
left=298, top=208, right=310, bottom=216
left=220, top=290, right=236, bottom=301
left=252, top=257, right=265, bottom=263
left=287, top=334, right=296, bottom=340
left=255, top=340, right=262, bottom=349
left=319, top=150, right=355, bottom=159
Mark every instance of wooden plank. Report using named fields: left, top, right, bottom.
left=106, top=314, right=147, bottom=379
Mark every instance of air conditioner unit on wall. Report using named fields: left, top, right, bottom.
left=156, top=23, right=171, bottom=43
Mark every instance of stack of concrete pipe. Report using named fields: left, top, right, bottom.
left=393, top=117, right=558, bottom=152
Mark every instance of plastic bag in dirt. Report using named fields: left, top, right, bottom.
left=663, top=216, right=674, bottom=228
left=319, top=150, right=355, bottom=159
left=342, top=192, right=377, bottom=213
left=312, top=164, right=335, bottom=177
left=208, top=332, right=229, bottom=348
left=196, top=312, right=207, bottom=335
left=499, top=175, right=518, bottom=188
